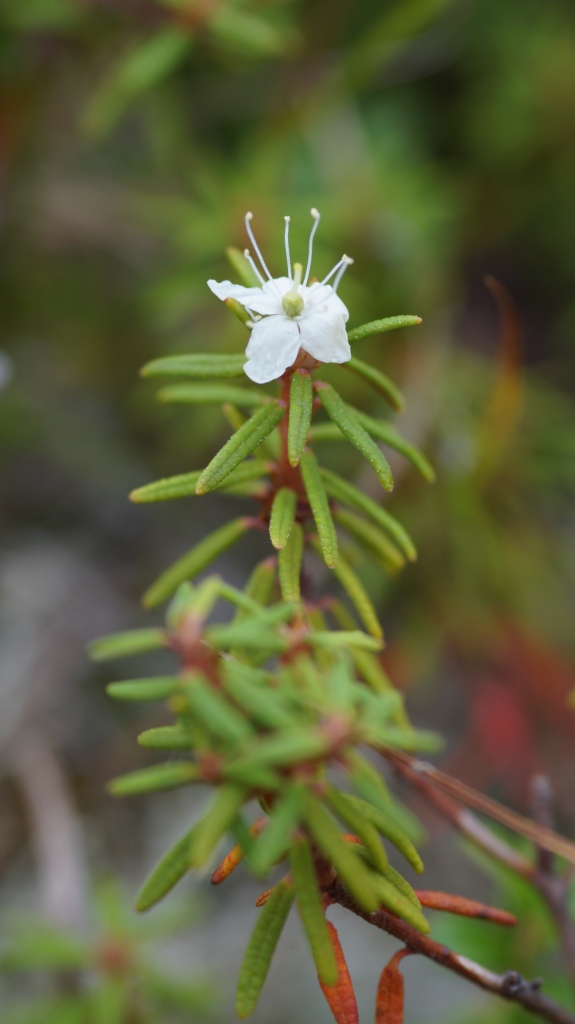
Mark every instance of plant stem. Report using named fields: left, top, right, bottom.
left=326, top=882, right=575, bottom=1024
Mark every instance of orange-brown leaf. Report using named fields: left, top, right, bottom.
left=375, top=949, right=412, bottom=1024
left=319, top=921, right=359, bottom=1024
left=414, top=890, right=517, bottom=926
left=211, top=818, right=267, bottom=885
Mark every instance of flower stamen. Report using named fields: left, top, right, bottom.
left=284, top=216, right=292, bottom=283
left=320, top=253, right=351, bottom=288
left=303, top=207, right=321, bottom=287
left=245, top=212, right=273, bottom=281
left=243, top=248, right=266, bottom=286
left=332, top=254, right=354, bottom=293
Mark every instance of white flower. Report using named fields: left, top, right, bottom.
left=208, top=209, right=353, bottom=384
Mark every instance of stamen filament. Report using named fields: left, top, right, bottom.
left=245, top=212, right=273, bottom=281
left=320, top=255, right=345, bottom=287
left=284, top=216, right=292, bottom=283
left=303, top=207, right=321, bottom=286
left=332, top=255, right=354, bottom=293
left=243, top=248, right=266, bottom=286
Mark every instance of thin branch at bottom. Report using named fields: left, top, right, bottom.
left=326, top=882, right=575, bottom=1024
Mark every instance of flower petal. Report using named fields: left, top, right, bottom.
left=299, top=312, right=351, bottom=365
left=302, top=284, right=349, bottom=323
left=244, top=316, right=301, bottom=384
left=207, top=279, right=266, bottom=306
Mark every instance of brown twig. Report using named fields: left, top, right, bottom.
left=326, top=881, right=575, bottom=1024
left=380, top=750, right=575, bottom=1001
left=381, top=749, right=575, bottom=865
left=530, top=775, right=575, bottom=996
left=384, top=749, right=535, bottom=879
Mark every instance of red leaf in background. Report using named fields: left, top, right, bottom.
left=318, top=921, right=359, bottom=1024
left=375, top=949, right=412, bottom=1024
left=471, top=676, right=539, bottom=797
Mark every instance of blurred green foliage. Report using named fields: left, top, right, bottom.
left=1, top=879, right=212, bottom=1024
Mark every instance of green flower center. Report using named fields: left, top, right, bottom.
left=281, top=262, right=305, bottom=318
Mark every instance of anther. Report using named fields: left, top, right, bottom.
left=244, top=211, right=273, bottom=281
left=332, top=254, right=354, bottom=292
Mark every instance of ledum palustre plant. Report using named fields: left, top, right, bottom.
left=89, top=211, right=575, bottom=1024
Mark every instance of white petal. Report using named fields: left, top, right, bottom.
left=243, top=315, right=301, bottom=384
left=302, top=283, right=349, bottom=322
left=207, top=279, right=266, bottom=306
left=299, top=312, right=351, bottom=364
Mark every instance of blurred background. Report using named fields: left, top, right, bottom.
left=1, top=0, right=575, bottom=1020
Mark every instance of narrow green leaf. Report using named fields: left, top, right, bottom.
left=243, top=556, right=278, bottom=606
left=208, top=601, right=297, bottom=654
left=372, top=873, right=429, bottom=932
left=141, top=353, right=245, bottom=379
left=217, top=581, right=265, bottom=614
left=383, top=864, right=422, bottom=910
left=222, top=402, right=248, bottom=432
left=226, top=246, right=261, bottom=287
left=324, top=786, right=388, bottom=874
left=317, top=384, right=394, bottom=491
left=302, top=792, right=379, bottom=911
left=278, top=521, right=304, bottom=602
left=106, top=677, right=180, bottom=702
left=235, top=880, right=294, bottom=1018
left=250, top=787, right=304, bottom=875
left=222, top=403, right=281, bottom=460
left=328, top=600, right=396, bottom=696
left=342, top=357, right=405, bottom=412
left=333, top=507, right=405, bottom=574
left=300, top=448, right=338, bottom=567
left=222, top=667, right=294, bottom=731
left=307, top=421, right=343, bottom=443
left=344, top=776, right=423, bottom=873
left=290, top=839, right=337, bottom=985
left=130, top=471, right=202, bottom=503
left=159, top=383, right=265, bottom=408
left=308, top=630, right=383, bottom=652
left=166, top=578, right=221, bottom=630
left=223, top=763, right=282, bottom=792
left=196, top=403, right=285, bottom=494
left=108, top=762, right=200, bottom=796
left=344, top=750, right=393, bottom=815
left=138, top=725, right=193, bottom=750
left=136, top=824, right=196, bottom=911
left=228, top=557, right=277, bottom=660
left=184, top=679, right=253, bottom=745
left=269, top=487, right=297, bottom=550
left=228, top=729, right=329, bottom=775
left=331, top=548, right=383, bottom=639
left=288, top=369, right=313, bottom=467
left=352, top=650, right=393, bottom=693
left=188, top=785, right=247, bottom=868
left=321, top=467, right=416, bottom=561
left=143, top=517, right=250, bottom=608
left=352, top=408, right=436, bottom=483
left=219, top=459, right=274, bottom=489
left=209, top=623, right=289, bottom=657
left=88, top=629, right=167, bottom=661
left=347, top=315, right=422, bottom=344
